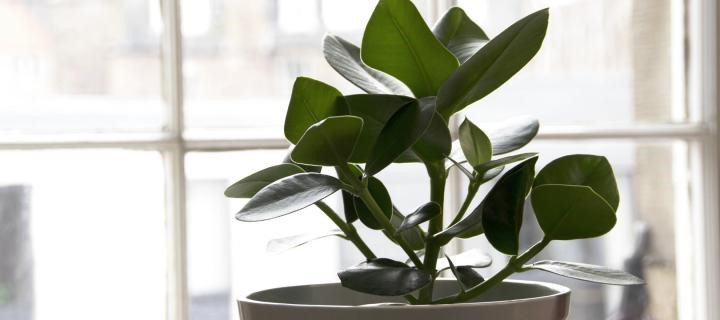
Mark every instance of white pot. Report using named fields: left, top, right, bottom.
left=238, top=279, right=570, bottom=320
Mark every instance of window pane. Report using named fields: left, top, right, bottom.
left=0, top=1, right=164, bottom=133
left=458, top=140, right=686, bottom=320
left=459, top=0, right=685, bottom=125
left=181, top=0, right=429, bottom=138
left=0, top=150, right=167, bottom=320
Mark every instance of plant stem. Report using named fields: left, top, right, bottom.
left=315, top=201, right=376, bottom=259
left=336, top=164, right=424, bottom=268
left=431, top=237, right=552, bottom=304
left=448, top=179, right=481, bottom=227
left=418, top=160, right=447, bottom=303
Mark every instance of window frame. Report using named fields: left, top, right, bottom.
left=0, top=0, right=715, bottom=319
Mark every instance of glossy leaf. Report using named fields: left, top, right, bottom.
left=534, top=154, right=619, bottom=209
left=338, top=258, right=432, bottom=296
left=437, top=8, right=549, bottom=117
left=236, top=173, right=343, bottom=222
left=361, top=0, right=459, bottom=97
left=488, top=117, right=539, bottom=155
left=353, top=177, right=393, bottom=230
left=282, top=149, right=321, bottom=173
left=284, top=77, right=348, bottom=144
left=224, top=164, right=304, bottom=198
left=474, top=153, right=538, bottom=176
left=404, top=98, right=452, bottom=162
left=389, top=207, right=425, bottom=250
left=437, top=249, right=492, bottom=271
left=446, top=156, right=474, bottom=180
left=455, top=266, right=485, bottom=288
left=323, top=34, right=412, bottom=96
left=459, top=118, right=492, bottom=167
left=341, top=190, right=358, bottom=223
left=397, top=202, right=441, bottom=232
left=526, top=260, right=645, bottom=285
left=267, top=230, right=346, bottom=253
left=345, top=94, right=414, bottom=162
left=291, top=116, right=363, bottom=166
left=433, top=7, right=489, bottom=63
left=531, top=184, right=616, bottom=240
left=365, top=100, right=434, bottom=175
left=481, top=157, right=538, bottom=255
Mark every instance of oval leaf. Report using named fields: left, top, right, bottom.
left=437, top=8, right=549, bottom=118
left=526, top=260, right=645, bottom=285
left=283, top=148, right=321, bottom=173
left=389, top=207, right=425, bottom=250
left=397, top=202, right=441, bottom=232
left=353, top=177, right=393, bottom=230
left=338, top=258, right=432, bottom=296
left=365, top=100, right=434, bottom=175
left=404, top=98, right=452, bottom=162
left=474, top=152, right=537, bottom=177
left=534, top=154, right=619, bottom=209
left=433, top=7, right=489, bottom=63
left=224, top=164, right=304, bottom=198
left=345, top=94, right=414, bottom=162
left=284, top=77, right=348, bottom=144
left=323, top=35, right=412, bottom=96
left=236, top=173, right=343, bottom=222
left=455, top=266, right=485, bottom=288
left=267, top=230, right=346, bottom=254
left=361, top=0, right=459, bottom=97
left=291, top=116, right=363, bottom=166
left=481, top=157, right=538, bottom=255
left=531, top=184, right=616, bottom=240
left=459, top=118, right=492, bottom=167
left=488, top=117, right=540, bottom=155
left=341, top=190, right=359, bottom=223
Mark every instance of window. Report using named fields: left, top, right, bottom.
left=0, top=1, right=716, bottom=320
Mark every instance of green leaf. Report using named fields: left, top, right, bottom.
left=353, top=177, right=393, bottom=230
left=437, top=249, right=492, bottom=270
left=284, top=77, right=348, bottom=144
left=224, top=164, right=304, bottom=198
left=437, top=8, right=549, bottom=118
left=474, top=152, right=538, bottom=177
left=534, top=154, right=619, bottom=209
left=389, top=207, right=425, bottom=250
left=531, top=184, right=616, bottom=240
left=345, top=94, right=414, bottom=162
left=481, top=157, right=538, bottom=255
left=341, top=191, right=358, bottom=223
left=291, top=116, right=363, bottom=166
left=266, top=230, right=347, bottom=254
left=433, top=7, right=489, bottom=63
left=397, top=202, right=441, bottom=232
left=283, top=149, right=321, bottom=173
left=459, top=118, right=492, bottom=167
left=338, top=258, right=432, bottom=296
left=526, top=260, right=645, bottom=285
left=488, top=117, right=539, bottom=155
left=366, top=100, right=435, bottom=175
left=404, top=98, right=452, bottom=162
left=445, top=257, right=485, bottom=290
left=323, top=35, right=412, bottom=96
left=361, top=0, right=459, bottom=97
left=432, top=157, right=538, bottom=246
left=236, top=173, right=343, bottom=222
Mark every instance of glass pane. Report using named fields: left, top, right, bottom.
left=0, top=150, right=166, bottom=320
left=0, top=1, right=164, bottom=133
left=458, top=0, right=685, bottom=125
left=181, top=0, right=429, bottom=138
left=457, top=140, right=685, bottom=320
left=185, top=150, right=430, bottom=320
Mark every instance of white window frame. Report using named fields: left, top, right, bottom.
left=0, top=0, right=715, bottom=319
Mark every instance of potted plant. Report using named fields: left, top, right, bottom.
left=225, top=1, right=644, bottom=319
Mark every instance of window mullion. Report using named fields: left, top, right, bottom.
left=160, top=0, right=188, bottom=320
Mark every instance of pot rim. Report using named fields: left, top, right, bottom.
left=239, top=279, right=570, bottom=310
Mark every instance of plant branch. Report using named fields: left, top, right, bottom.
left=315, top=201, right=376, bottom=259
left=448, top=179, right=481, bottom=226
left=431, top=237, right=552, bottom=304
left=418, top=160, right=447, bottom=303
